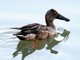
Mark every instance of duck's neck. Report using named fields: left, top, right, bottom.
left=45, top=19, right=55, bottom=29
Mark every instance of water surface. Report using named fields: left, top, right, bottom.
left=0, top=0, right=80, bottom=60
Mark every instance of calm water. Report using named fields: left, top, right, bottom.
left=0, top=0, right=80, bottom=60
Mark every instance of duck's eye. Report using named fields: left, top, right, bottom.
left=54, top=12, right=57, bottom=15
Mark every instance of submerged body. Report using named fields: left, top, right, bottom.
left=11, top=9, right=70, bottom=40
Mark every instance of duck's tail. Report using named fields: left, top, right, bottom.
left=10, top=27, right=21, bottom=30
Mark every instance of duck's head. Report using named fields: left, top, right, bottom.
left=45, top=9, right=70, bottom=27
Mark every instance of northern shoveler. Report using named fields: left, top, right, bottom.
left=11, top=9, right=70, bottom=40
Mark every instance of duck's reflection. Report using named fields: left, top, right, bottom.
left=13, top=27, right=70, bottom=60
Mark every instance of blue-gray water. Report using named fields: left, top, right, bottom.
left=0, top=0, right=80, bottom=60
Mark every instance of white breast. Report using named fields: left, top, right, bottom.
left=25, top=34, right=36, bottom=40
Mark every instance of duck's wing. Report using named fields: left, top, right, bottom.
left=13, top=23, right=41, bottom=35
left=20, top=23, right=40, bottom=31
left=11, top=23, right=40, bottom=31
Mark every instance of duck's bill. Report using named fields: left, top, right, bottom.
left=56, top=14, right=70, bottom=22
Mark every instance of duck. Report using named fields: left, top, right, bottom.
left=11, top=9, right=70, bottom=40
